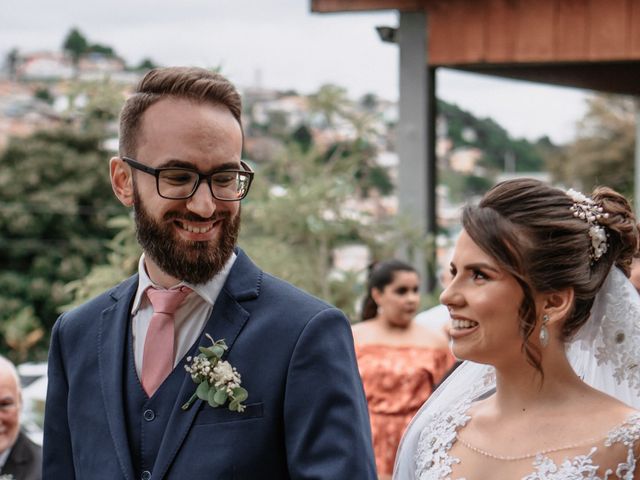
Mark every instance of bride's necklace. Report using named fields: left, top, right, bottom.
left=457, top=434, right=598, bottom=461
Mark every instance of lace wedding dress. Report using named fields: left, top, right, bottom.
left=413, top=376, right=640, bottom=479
left=394, top=267, right=640, bottom=480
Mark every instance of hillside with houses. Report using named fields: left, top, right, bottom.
left=0, top=30, right=556, bottom=362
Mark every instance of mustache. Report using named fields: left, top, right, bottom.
left=163, top=211, right=231, bottom=223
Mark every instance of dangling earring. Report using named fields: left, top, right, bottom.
left=539, top=314, right=549, bottom=348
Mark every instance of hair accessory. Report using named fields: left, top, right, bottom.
left=539, top=314, right=549, bottom=348
left=566, top=188, right=610, bottom=262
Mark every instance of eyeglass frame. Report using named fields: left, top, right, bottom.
left=121, top=156, right=254, bottom=201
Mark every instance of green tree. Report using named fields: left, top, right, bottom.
left=0, top=80, right=127, bottom=360
left=359, top=93, right=379, bottom=112
left=309, top=84, right=350, bottom=128
left=68, top=142, right=429, bottom=322
left=0, top=127, right=126, bottom=359
left=136, top=57, right=159, bottom=71
left=438, top=100, right=545, bottom=173
left=86, top=43, right=115, bottom=57
left=548, top=94, right=635, bottom=197
left=34, top=87, right=54, bottom=105
left=62, top=28, right=89, bottom=67
left=5, top=48, right=19, bottom=80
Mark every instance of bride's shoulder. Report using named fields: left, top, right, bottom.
left=605, top=408, right=640, bottom=440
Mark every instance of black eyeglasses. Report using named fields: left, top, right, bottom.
left=122, top=157, right=254, bottom=201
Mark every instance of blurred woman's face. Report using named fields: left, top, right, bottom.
left=440, top=230, right=524, bottom=366
left=373, top=270, right=420, bottom=328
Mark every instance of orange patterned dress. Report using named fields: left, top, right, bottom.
left=355, top=344, right=456, bottom=477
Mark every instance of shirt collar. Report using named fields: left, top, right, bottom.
left=0, top=444, right=11, bottom=469
left=130, top=252, right=237, bottom=314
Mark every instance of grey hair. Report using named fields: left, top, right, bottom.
left=0, top=355, right=21, bottom=393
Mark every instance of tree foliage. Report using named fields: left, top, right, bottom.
left=62, top=28, right=89, bottom=64
left=309, top=83, right=350, bottom=128
left=67, top=142, right=430, bottom=322
left=0, top=80, right=127, bottom=361
left=547, top=94, right=635, bottom=197
left=0, top=127, right=126, bottom=359
left=240, top=143, right=431, bottom=319
left=136, top=57, right=160, bottom=71
left=438, top=100, right=545, bottom=172
left=62, top=28, right=119, bottom=66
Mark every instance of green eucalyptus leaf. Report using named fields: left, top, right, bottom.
left=210, top=345, right=225, bottom=358
left=229, top=400, right=239, bottom=412
left=232, top=387, right=248, bottom=402
left=207, top=387, right=221, bottom=408
left=196, top=381, right=210, bottom=400
left=213, top=389, right=228, bottom=405
left=199, top=346, right=217, bottom=358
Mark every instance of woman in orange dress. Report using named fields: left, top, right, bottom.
left=352, top=260, right=456, bottom=480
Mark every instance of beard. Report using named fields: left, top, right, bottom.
left=133, top=186, right=240, bottom=284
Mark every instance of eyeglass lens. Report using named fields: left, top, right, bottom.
left=158, top=169, right=250, bottom=200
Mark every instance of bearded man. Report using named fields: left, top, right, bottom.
left=43, top=67, right=376, bottom=480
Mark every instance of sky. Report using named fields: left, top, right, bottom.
left=1, top=0, right=592, bottom=144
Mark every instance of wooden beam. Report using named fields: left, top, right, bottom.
left=588, top=0, right=629, bottom=60
left=311, top=0, right=424, bottom=13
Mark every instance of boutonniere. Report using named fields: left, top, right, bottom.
left=181, top=334, right=248, bottom=412
left=0, top=475, right=15, bottom=480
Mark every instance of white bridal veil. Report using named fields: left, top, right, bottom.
left=393, top=266, right=640, bottom=479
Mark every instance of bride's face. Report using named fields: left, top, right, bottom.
left=440, top=230, right=524, bottom=366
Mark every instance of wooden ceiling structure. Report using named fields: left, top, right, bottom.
left=311, top=0, right=640, bottom=288
left=312, top=0, right=640, bottom=95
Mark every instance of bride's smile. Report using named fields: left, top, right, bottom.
left=441, top=230, right=524, bottom=366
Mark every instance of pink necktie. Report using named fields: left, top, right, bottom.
left=141, top=286, right=191, bottom=397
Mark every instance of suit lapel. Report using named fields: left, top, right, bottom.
left=98, top=276, right=138, bottom=480
left=151, top=250, right=259, bottom=479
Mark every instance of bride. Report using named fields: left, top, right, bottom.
left=394, top=179, right=640, bottom=479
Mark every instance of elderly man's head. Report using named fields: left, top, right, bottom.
left=0, top=356, right=21, bottom=453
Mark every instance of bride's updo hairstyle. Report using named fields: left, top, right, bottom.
left=462, top=178, right=639, bottom=373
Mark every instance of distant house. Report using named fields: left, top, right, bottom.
left=449, top=147, right=483, bottom=173
left=78, top=53, right=125, bottom=74
left=16, top=51, right=74, bottom=80
left=0, top=80, right=64, bottom=150
left=252, top=95, right=310, bottom=130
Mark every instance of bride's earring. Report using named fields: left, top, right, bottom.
left=539, top=314, right=550, bottom=347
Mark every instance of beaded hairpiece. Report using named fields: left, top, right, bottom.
left=566, top=188, right=609, bottom=262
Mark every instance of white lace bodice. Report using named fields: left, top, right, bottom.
left=414, top=399, right=640, bottom=480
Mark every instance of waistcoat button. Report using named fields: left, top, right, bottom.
left=143, top=409, right=155, bottom=421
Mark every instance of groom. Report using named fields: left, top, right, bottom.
left=43, top=67, right=376, bottom=479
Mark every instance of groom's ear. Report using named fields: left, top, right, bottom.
left=110, top=157, right=134, bottom=207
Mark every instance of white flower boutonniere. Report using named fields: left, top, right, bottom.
left=181, top=334, right=248, bottom=412
left=0, top=474, right=16, bottom=480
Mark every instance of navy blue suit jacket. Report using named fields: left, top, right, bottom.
left=43, top=249, right=376, bottom=479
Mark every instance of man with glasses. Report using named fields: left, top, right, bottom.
left=43, top=67, right=376, bottom=480
left=0, top=356, right=41, bottom=480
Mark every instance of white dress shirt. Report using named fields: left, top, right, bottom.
left=0, top=446, right=10, bottom=470
left=130, top=252, right=237, bottom=378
